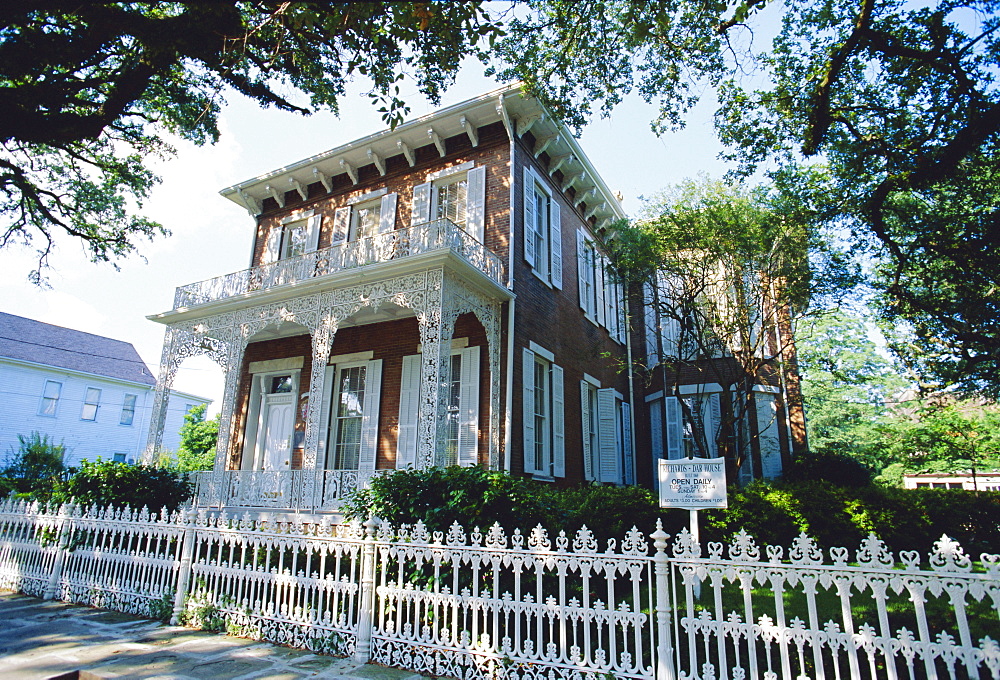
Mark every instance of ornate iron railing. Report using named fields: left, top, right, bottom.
left=189, top=469, right=380, bottom=512
left=173, top=219, right=505, bottom=308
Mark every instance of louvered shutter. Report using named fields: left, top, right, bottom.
left=411, top=182, right=431, bottom=226
left=316, top=365, right=336, bottom=468
left=379, top=193, right=398, bottom=233
left=661, top=314, right=680, bottom=359
left=549, top=198, right=562, bottom=288
left=707, top=393, right=722, bottom=458
left=306, top=214, right=322, bottom=252
left=458, top=345, right=480, bottom=467
left=665, top=396, right=682, bottom=459
left=551, top=364, right=565, bottom=477
left=466, top=166, right=486, bottom=243
left=358, top=359, right=382, bottom=471
left=621, top=401, right=634, bottom=485
left=617, top=282, right=627, bottom=343
left=650, top=397, right=664, bottom=468
left=598, top=388, right=620, bottom=483
left=396, top=354, right=421, bottom=469
left=595, top=255, right=607, bottom=327
left=578, top=231, right=589, bottom=313
left=756, top=393, right=783, bottom=479
left=262, top=227, right=282, bottom=264
left=331, top=207, right=351, bottom=246
left=644, top=283, right=658, bottom=367
left=581, top=382, right=594, bottom=481
left=523, top=168, right=537, bottom=266
left=522, top=348, right=537, bottom=474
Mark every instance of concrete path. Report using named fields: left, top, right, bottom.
left=0, top=593, right=426, bottom=680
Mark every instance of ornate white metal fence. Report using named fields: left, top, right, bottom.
left=2, top=498, right=998, bottom=679
left=189, top=469, right=379, bottom=512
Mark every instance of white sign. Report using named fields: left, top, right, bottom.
left=658, top=457, right=728, bottom=509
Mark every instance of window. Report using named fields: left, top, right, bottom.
left=653, top=392, right=721, bottom=461
left=318, top=359, right=383, bottom=471
left=583, top=380, right=633, bottom=485
left=578, top=229, right=624, bottom=342
left=120, top=394, right=137, bottom=425
left=113, top=453, right=127, bottom=463
left=330, top=191, right=398, bottom=246
left=38, top=380, right=62, bottom=417
left=524, top=167, right=562, bottom=288
left=581, top=380, right=600, bottom=481
left=261, top=212, right=321, bottom=264
left=412, top=163, right=487, bottom=242
left=397, top=346, right=480, bottom=469
left=522, top=344, right=564, bottom=478
left=81, top=387, right=101, bottom=421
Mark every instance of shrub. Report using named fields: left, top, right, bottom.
left=0, top=432, right=67, bottom=500
left=555, top=484, right=664, bottom=546
left=342, top=466, right=564, bottom=533
left=782, top=450, right=874, bottom=488
left=53, top=459, right=192, bottom=512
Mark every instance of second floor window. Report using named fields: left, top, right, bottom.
left=81, top=387, right=101, bottom=421
left=120, top=394, right=137, bottom=425
left=523, top=167, right=562, bottom=288
left=411, top=163, right=486, bottom=243
left=261, top=212, right=322, bottom=264
left=38, top=380, right=61, bottom=417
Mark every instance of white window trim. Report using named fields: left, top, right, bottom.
left=524, top=167, right=562, bottom=289
left=327, top=350, right=375, bottom=365
left=281, top=209, right=315, bottom=225
left=346, top=187, right=388, bottom=205
left=81, top=387, right=102, bottom=422
left=523, top=345, right=565, bottom=480
left=318, top=359, right=382, bottom=471
left=427, top=160, right=474, bottom=182
left=120, top=393, right=138, bottom=426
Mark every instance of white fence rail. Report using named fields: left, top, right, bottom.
left=1, top=498, right=998, bottom=679
left=190, top=469, right=380, bottom=512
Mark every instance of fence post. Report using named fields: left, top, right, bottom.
left=652, top=519, right=677, bottom=680
left=170, top=508, right=197, bottom=625
left=354, top=516, right=380, bottom=663
left=43, top=503, right=73, bottom=601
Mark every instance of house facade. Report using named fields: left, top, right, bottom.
left=145, top=86, right=804, bottom=513
left=0, top=312, right=210, bottom=467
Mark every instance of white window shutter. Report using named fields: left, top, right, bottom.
left=580, top=382, right=594, bottom=481
left=551, top=363, right=565, bottom=477
left=621, top=401, right=634, bottom=485
left=411, top=182, right=431, bottom=226
left=396, top=354, right=421, bottom=469
left=466, top=166, right=486, bottom=243
left=549, top=198, right=562, bottom=288
left=597, top=388, right=620, bottom=484
left=665, top=396, right=682, bottom=459
left=331, top=207, right=351, bottom=246
left=262, top=227, right=282, bottom=264
left=306, top=214, right=322, bottom=252
left=523, top=168, right=537, bottom=266
left=522, top=348, right=537, bottom=474
left=379, top=193, right=398, bottom=233
left=316, top=365, right=337, bottom=468
left=358, top=359, right=383, bottom=471
left=617, top=282, right=627, bottom=343
left=650, top=397, right=664, bottom=460
left=458, top=345, right=480, bottom=467
left=644, top=283, right=658, bottom=367
left=578, top=230, right=589, bottom=313
left=662, top=314, right=680, bottom=358
left=707, top=393, right=722, bottom=458
left=595, top=255, right=607, bottom=327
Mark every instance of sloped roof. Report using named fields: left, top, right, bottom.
left=0, top=312, right=156, bottom=386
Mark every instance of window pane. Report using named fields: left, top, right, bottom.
left=436, top=178, right=469, bottom=227
left=270, top=376, right=294, bottom=393
left=355, top=203, right=382, bottom=239
left=331, top=365, right=367, bottom=469
left=533, top=359, right=548, bottom=473
left=39, top=380, right=61, bottom=416
left=443, top=354, right=462, bottom=466
left=284, top=222, right=309, bottom=258
left=120, top=394, right=137, bottom=425
left=81, top=387, right=101, bottom=421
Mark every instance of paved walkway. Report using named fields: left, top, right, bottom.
left=0, top=593, right=426, bottom=680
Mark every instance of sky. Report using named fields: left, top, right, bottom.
left=0, top=63, right=732, bottom=414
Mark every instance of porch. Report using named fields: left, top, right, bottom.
left=188, top=468, right=380, bottom=513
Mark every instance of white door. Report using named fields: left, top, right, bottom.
left=260, top=392, right=294, bottom=470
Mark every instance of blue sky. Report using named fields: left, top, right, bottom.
left=0, top=63, right=733, bottom=411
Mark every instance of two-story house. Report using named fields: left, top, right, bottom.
left=0, top=312, right=210, bottom=467
left=145, top=85, right=804, bottom=513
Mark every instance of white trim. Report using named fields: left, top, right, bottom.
left=528, top=341, right=554, bottom=362
left=346, top=187, right=388, bottom=205
left=249, top=357, right=305, bottom=374
left=582, top=372, right=601, bottom=387
left=753, top=384, right=782, bottom=394
left=427, top=160, right=474, bottom=182
left=328, top=350, right=375, bottom=365
left=417, top=337, right=468, bottom=353
left=280, top=209, right=314, bottom=225
left=678, top=383, right=724, bottom=395
left=645, top=390, right=665, bottom=402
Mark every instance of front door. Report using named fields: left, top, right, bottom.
left=259, top=392, right=294, bottom=470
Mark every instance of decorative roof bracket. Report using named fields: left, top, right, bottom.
left=574, top=186, right=597, bottom=208
left=312, top=167, right=333, bottom=193
left=460, top=115, right=479, bottom=147
left=237, top=189, right=261, bottom=215
left=265, top=184, right=285, bottom=208
left=585, top=201, right=607, bottom=221
left=533, top=134, right=558, bottom=158
left=428, top=128, right=446, bottom=157
left=289, top=178, right=308, bottom=201
left=367, top=148, right=386, bottom=176
left=397, top=140, right=415, bottom=167
left=340, top=159, right=358, bottom=185
left=562, top=170, right=587, bottom=193
left=516, top=111, right=543, bottom=137
left=548, top=153, right=574, bottom=177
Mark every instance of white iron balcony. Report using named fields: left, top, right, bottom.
left=170, top=219, right=507, bottom=312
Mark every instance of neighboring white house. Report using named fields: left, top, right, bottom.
left=903, top=471, right=1000, bottom=492
left=0, top=312, right=210, bottom=467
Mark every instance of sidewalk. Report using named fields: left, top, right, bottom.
left=0, top=593, right=425, bottom=680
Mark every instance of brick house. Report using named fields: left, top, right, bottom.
left=146, top=86, right=804, bottom=512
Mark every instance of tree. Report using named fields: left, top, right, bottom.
left=175, top=404, right=219, bottom=473
left=495, top=0, right=1000, bottom=395
left=1, top=2, right=499, bottom=279
left=0, top=432, right=66, bottom=499
left=795, top=310, right=909, bottom=468
left=611, top=178, right=836, bottom=480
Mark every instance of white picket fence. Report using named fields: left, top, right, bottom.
left=1, top=498, right=998, bottom=680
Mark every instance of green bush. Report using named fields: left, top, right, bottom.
left=0, top=432, right=67, bottom=500
left=53, top=459, right=192, bottom=512
left=782, top=450, right=874, bottom=488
